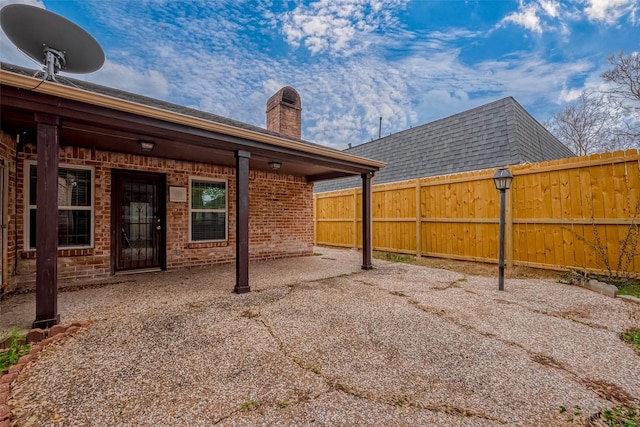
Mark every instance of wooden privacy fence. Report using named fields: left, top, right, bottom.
left=313, top=150, right=640, bottom=276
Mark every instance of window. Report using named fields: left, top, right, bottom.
left=190, top=179, right=227, bottom=242
left=27, top=163, right=93, bottom=249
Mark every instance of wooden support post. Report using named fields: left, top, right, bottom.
left=415, top=179, right=422, bottom=258
left=312, top=195, right=317, bottom=245
left=352, top=188, right=358, bottom=248
left=234, top=150, right=251, bottom=294
left=33, top=113, right=60, bottom=329
left=362, top=172, right=373, bottom=270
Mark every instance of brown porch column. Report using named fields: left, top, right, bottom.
left=234, top=150, right=251, bottom=293
left=361, top=172, right=374, bottom=270
left=33, top=113, right=60, bottom=328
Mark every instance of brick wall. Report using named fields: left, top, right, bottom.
left=3, top=133, right=313, bottom=291
left=266, top=87, right=302, bottom=139
left=0, top=132, right=17, bottom=293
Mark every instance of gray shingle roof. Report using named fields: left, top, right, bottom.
left=0, top=62, right=328, bottom=151
left=314, top=97, right=575, bottom=193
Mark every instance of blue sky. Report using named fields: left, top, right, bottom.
left=1, top=0, right=638, bottom=149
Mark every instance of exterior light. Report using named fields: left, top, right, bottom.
left=139, top=140, right=155, bottom=152
left=493, top=167, right=513, bottom=190
left=269, top=161, right=282, bottom=171
left=493, top=167, right=513, bottom=291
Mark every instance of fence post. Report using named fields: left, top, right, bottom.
left=506, top=181, right=514, bottom=269
left=352, top=188, right=358, bottom=248
left=415, top=179, right=422, bottom=258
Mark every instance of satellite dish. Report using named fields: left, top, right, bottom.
left=0, top=4, right=105, bottom=81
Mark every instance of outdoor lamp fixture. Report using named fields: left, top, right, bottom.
left=493, top=167, right=513, bottom=291
left=493, top=167, right=513, bottom=191
left=269, top=161, right=282, bottom=171
left=138, top=140, right=155, bottom=152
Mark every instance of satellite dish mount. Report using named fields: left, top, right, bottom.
left=0, top=4, right=105, bottom=82
left=43, top=47, right=66, bottom=81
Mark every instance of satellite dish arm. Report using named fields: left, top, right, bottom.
left=43, top=47, right=66, bottom=81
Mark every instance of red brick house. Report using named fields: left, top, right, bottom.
left=0, top=63, right=383, bottom=328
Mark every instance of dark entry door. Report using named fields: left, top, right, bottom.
left=112, top=170, right=165, bottom=272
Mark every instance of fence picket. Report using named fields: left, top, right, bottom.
left=313, top=150, right=640, bottom=276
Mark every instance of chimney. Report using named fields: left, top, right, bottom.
left=266, top=86, right=302, bottom=139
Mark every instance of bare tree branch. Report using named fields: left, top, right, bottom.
left=545, top=92, right=622, bottom=155
left=602, top=51, right=640, bottom=103
left=546, top=51, right=640, bottom=155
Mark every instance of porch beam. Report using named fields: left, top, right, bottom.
left=361, top=172, right=374, bottom=270
left=33, top=113, right=60, bottom=328
left=0, top=86, right=380, bottom=176
left=0, top=85, right=376, bottom=180
left=234, top=150, right=251, bottom=293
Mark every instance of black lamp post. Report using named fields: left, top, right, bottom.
left=493, top=167, right=513, bottom=291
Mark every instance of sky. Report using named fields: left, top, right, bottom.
left=0, top=0, right=638, bottom=150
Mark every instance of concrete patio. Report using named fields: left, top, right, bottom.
left=1, top=247, right=639, bottom=426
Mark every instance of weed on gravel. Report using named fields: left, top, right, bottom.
left=240, top=397, right=259, bottom=412
left=374, top=252, right=416, bottom=264
left=620, top=329, right=640, bottom=355
left=597, top=405, right=639, bottom=426
left=581, top=379, right=640, bottom=426
left=0, top=327, right=30, bottom=373
left=373, top=250, right=561, bottom=279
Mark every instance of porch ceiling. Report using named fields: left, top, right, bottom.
left=0, top=69, right=383, bottom=182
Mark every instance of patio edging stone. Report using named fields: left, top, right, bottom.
left=618, top=294, right=640, bottom=304
left=0, top=321, right=89, bottom=425
left=582, top=278, right=618, bottom=298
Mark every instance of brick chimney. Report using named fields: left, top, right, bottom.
left=266, top=86, right=302, bottom=139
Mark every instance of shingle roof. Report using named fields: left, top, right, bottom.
left=0, top=62, right=327, bottom=150
left=314, top=97, right=575, bottom=193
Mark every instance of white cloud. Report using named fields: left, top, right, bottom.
left=501, top=2, right=544, bottom=33
left=0, top=0, right=42, bottom=9
left=502, top=0, right=638, bottom=29
left=299, top=58, right=416, bottom=145
left=84, top=61, right=169, bottom=98
left=82, top=4, right=596, bottom=149
left=499, top=0, right=572, bottom=34
left=498, top=0, right=637, bottom=37
left=389, top=48, right=596, bottom=128
left=426, top=29, right=484, bottom=42
left=583, top=0, right=638, bottom=23
left=280, top=0, right=409, bottom=56
left=540, top=0, right=561, bottom=17
left=558, top=87, right=583, bottom=102
left=556, top=70, right=619, bottom=104
left=0, top=0, right=621, bottom=151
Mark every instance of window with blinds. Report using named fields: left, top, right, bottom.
left=190, top=179, right=227, bottom=242
left=27, top=163, right=93, bottom=249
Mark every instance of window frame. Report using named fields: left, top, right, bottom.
left=24, top=160, right=95, bottom=251
left=189, top=177, right=228, bottom=243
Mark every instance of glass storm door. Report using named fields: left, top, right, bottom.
left=113, top=171, right=165, bottom=271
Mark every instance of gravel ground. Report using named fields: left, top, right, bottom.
left=1, top=247, right=639, bottom=426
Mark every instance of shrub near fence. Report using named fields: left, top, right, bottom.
left=313, top=149, right=640, bottom=276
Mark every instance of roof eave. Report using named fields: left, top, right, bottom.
left=0, top=69, right=385, bottom=171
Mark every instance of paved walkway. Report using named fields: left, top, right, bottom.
left=1, top=247, right=639, bottom=426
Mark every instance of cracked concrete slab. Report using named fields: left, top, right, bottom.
left=1, top=247, right=639, bottom=426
